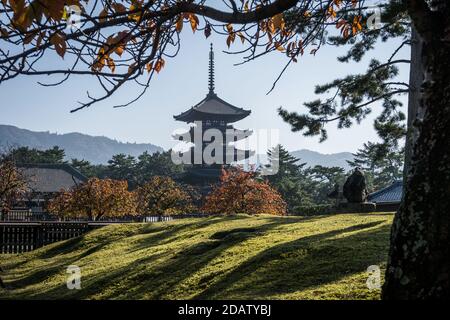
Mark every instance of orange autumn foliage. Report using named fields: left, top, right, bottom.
left=136, top=176, right=196, bottom=215
left=202, top=167, right=286, bottom=216
left=0, top=158, right=29, bottom=208
left=48, top=178, right=136, bottom=221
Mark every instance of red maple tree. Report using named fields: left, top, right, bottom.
left=202, top=167, right=286, bottom=215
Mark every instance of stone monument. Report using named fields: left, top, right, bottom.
left=341, top=168, right=376, bottom=212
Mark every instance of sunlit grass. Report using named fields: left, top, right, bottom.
left=0, top=213, right=393, bottom=300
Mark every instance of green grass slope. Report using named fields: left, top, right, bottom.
left=0, top=213, right=393, bottom=300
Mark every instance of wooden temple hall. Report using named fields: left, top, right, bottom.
left=173, top=44, right=254, bottom=183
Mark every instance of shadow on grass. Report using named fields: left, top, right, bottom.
left=22, top=216, right=302, bottom=299
left=1, top=215, right=386, bottom=299
left=1, top=216, right=252, bottom=298
left=97, top=219, right=385, bottom=299
left=96, top=218, right=300, bottom=299
left=194, top=221, right=390, bottom=299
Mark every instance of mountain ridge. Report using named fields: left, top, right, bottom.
left=0, top=124, right=354, bottom=169
left=0, top=124, right=163, bottom=164
left=290, top=149, right=354, bottom=171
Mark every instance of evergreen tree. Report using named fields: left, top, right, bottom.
left=305, top=165, right=347, bottom=204
left=347, top=141, right=404, bottom=191
left=279, top=1, right=409, bottom=148
left=135, top=151, right=184, bottom=185
left=70, top=158, right=109, bottom=178
left=10, top=146, right=66, bottom=164
left=107, top=154, right=137, bottom=188
left=265, top=145, right=312, bottom=211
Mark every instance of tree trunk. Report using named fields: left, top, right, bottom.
left=383, top=1, right=450, bottom=299
left=403, top=26, right=424, bottom=180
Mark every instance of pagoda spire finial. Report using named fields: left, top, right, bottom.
left=208, top=43, right=215, bottom=95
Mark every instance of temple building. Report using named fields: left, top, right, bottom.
left=16, top=163, right=87, bottom=211
left=368, top=180, right=403, bottom=212
left=173, top=44, right=253, bottom=183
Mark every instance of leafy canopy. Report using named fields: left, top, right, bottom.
left=203, top=167, right=286, bottom=215
left=1, top=0, right=367, bottom=111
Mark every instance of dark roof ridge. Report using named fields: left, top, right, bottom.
left=368, top=180, right=403, bottom=203
left=18, top=163, right=88, bottom=182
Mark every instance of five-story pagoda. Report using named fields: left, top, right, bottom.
left=173, top=44, right=253, bottom=183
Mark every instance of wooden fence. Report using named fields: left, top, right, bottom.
left=0, top=213, right=213, bottom=254
left=0, top=210, right=142, bottom=222
left=0, top=222, right=104, bottom=254
left=1, top=210, right=212, bottom=223
left=142, top=214, right=211, bottom=222
left=1, top=210, right=53, bottom=222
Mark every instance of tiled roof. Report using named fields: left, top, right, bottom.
left=174, top=93, right=251, bottom=123
left=18, top=164, right=87, bottom=193
left=368, top=180, right=403, bottom=203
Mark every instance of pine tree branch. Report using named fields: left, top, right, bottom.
left=321, top=89, right=409, bottom=123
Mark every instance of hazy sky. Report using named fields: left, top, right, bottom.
left=0, top=19, right=409, bottom=154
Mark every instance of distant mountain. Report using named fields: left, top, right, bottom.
left=290, top=149, right=354, bottom=171
left=0, top=124, right=163, bottom=164
left=249, top=149, right=354, bottom=171
left=0, top=124, right=354, bottom=169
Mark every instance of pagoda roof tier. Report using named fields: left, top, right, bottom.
left=174, top=93, right=251, bottom=123
left=172, top=126, right=253, bottom=141
left=176, top=147, right=254, bottom=163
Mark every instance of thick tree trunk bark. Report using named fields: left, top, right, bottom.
left=383, top=1, right=450, bottom=299
left=403, top=26, right=424, bottom=180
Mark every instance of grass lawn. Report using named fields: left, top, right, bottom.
left=0, top=213, right=393, bottom=300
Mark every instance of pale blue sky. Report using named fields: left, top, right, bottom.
left=0, top=25, right=409, bottom=154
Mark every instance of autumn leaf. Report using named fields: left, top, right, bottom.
left=237, top=32, right=245, bottom=44
left=204, top=22, right=211, bottom=38
left=189, top=14, right=199, bottom=33
left=327, top=6, right=337, bottom=19
left=272, top=13, right=284, bottom=31
left=175, top=15, right=183, bottom=33
left=154, top=58, right=165, bottom=73
left=286, top=41, right=293, bottom=54
left=50, top=33, right=66, bottom=58
left=275, top=42, right=284, bottom=52
left=12, top=5, right=34, bottom=31
left=226, top=23, right=233, bottom=34
left=128, top=62, right=137, bottom=74
left=99, top=8, right=107, bottom=23
left=352, top=16, right=362, bottom=35
left=107, top=57, right=116, bottom=73
left=268, top=20, right=275, bottom=35
left=114, top=42, right=125, bottom=56
left=23, top=30, right=38, bottom=44
left=112, top=3, right=126, bottom=14
left=342, top=26, right=350, bottom=39
left=336, top=19, right=346, bottom=29
left=226, top=33, right=235, bottom=48
left=0, top=27, right=9, bottom=38
left=44, top=0, right=65, bottom=21
left=128, top=4, right=141, bottom=22
left=35, top=32, right=45, bottom=47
